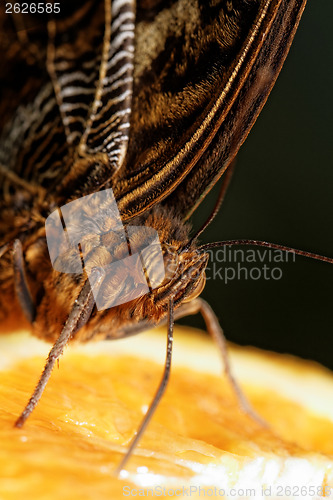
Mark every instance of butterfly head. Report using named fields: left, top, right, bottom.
left=147, top=241, right=208, bottom=313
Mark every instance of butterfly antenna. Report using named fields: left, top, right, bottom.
left=115, top=298, right=174, bottom=476
left=199, top=239, right=333, bottom=265
left=184, top=160, right=236, bottom=250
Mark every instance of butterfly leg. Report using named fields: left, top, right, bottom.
left=15, top=268, right=104, bottom=428
left=174, top=298, right=268, bottom=428
left=114, top=298, right=174, bottom=476
left=13, top=239, right=35, bottom=324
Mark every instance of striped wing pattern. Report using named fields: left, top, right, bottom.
left=82, top=0, right=135, bottom=168
left=46, top=0, right=106, bottom=153
left=0, top=0, right=135, bottom=194
left=0, top=0, right=306, bottom=218
left=0, top=83, right=67, bottom=186
left=113, top=0, right=307, bottom=220
left=49, top=0, right=135, bottom=168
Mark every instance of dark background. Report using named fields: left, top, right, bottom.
left=180, top=0, right=333, bottom=369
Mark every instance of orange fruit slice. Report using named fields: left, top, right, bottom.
left=0, top=326, right=333, bottom=499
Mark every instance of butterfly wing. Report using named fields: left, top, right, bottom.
left=0, top=0, right=306, bottom=221
left=115, top=0, right=307, bottom=220
left=163, top=0, right=307, bottom=219
left=0, top=0, right=135, bottom=200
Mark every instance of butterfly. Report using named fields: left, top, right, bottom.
left=1, top=0, right=330, bottom=472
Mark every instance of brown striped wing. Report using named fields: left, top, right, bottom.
left=0, top=0, right=135, bottom=196
left=0, top=7, right=64, bottom=190
left=0, top=0, right=306, bottom=221
left=46, top=0, right=134, bottom=167
left=115, top=0, right=307, bottom=220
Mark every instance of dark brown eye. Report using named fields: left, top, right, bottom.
left=183, top=272, right=206, bottom=303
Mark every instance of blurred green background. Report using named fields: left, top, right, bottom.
left=181, top=0, right=333, bottom=369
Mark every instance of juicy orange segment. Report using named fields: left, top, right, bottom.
left=0, top=327, right=333, bottom=500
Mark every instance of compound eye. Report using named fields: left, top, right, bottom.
left=183, top=273, right=206, bottom=303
